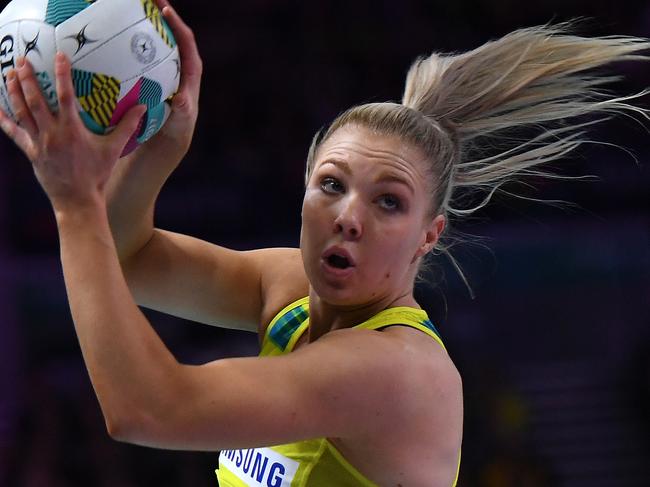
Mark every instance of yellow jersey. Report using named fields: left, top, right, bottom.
left=216, top=297, right=460, bottom=486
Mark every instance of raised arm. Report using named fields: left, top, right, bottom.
left=1, top=3, right=310, bottom=334
left=0, top=35, right=315, bottom=451
left=105, top=3, right=307, bottom=333
left=1, top=4, right=307, bottom=338
left=106, top=1, right=201, bottom=262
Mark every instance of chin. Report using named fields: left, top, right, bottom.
left=311, top=279, right=380, bottom=308
left=310, top=280, right=355, bottom=305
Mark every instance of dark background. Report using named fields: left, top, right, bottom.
left=1, top=0, right=649, bottom=486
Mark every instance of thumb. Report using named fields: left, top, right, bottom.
left=108, top=104, right=147, bottom=149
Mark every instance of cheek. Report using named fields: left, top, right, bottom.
left=301, top=190, right=325, bottom=229
left=300, top=190, right=330, bottom=250
left=368, top=229, right=410, bottom=267
left=370, top=223, right=422, bottom=270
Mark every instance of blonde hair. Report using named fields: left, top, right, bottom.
left=305, top=23, right=650, bottom=292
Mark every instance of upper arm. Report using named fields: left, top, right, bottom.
left=115, top=329, right=458, bottom=452
left=121, top=229, right=308, bottom=333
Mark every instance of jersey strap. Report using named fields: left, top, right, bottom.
left=352, top=305, right=446, bottom=351
left=261, top=297, right=446, bottom=357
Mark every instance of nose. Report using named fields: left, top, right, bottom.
left=333, top=196, right=363, bottom=240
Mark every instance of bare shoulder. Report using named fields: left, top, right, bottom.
left=380, top=325, right=462, bottom=424
left=382, top=325, right=460, bottom=375
left=250, top=247, right=309, bottom=341
left=364, top=326, right=464, bottom=485
left=325, top=325, right=462, bottom=425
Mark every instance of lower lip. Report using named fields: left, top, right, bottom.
left=320, top=258, right=356, bottom=278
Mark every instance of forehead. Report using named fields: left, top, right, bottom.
left=315, top=126, right=429, bottom=178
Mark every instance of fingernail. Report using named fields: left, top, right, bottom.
left=16, top=57, right=25, bottom=68
left=6, top=69, right=16, bottom=82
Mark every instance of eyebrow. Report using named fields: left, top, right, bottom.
left=321, top=159, right=415, bottom=194
left=321, top=159, right=352, bottom=175
left=374, top=173, right=415, bottom=194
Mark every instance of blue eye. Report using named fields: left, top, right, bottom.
left=378, top=194, right=401, bottom=211
left=321, top=177, right=344, bottom=194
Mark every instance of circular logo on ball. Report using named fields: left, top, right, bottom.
left=130, top=32, right=156, bottom=64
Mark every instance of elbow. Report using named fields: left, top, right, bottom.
left=104, top=407, right=152, bottom=444
left=105, top=411, right=135, bottom=443
left=99, top=396, right=141, bottom=442
left=106, top=422, right=125, bottom=442
left=101, top=363, right=188, bottom=446
left=103, top=405, right=172, bottom=447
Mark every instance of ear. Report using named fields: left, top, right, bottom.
left=412, top=214, right=446, bottom=262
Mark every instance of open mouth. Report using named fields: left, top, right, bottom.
left=327, top=254, right=352, bottom=269
left=322, top=247, right=356, bottom=273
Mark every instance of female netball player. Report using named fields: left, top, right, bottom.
left=1, top=0, right=648, bottom=484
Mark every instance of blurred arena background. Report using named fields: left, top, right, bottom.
left=0, top=0, right=649, bottom=485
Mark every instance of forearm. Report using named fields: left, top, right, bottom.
left=55, top=202, right=181, bottom=433
left=106, top=144, right=182, bottom=262
left=107, top=1, right=202, bottom=263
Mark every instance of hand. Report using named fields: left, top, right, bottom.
left=127, top=1, right=203, bottom=163
left=0, top=54, right=145, bottom=213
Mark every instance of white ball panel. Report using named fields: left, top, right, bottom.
left=18, top=20, right=56, bottom=69
left=0, top=0, right=49, bottom=24
left=65, top=18, right=174, bottom=83
left=0, top=0, right=179, bottom=146
left=54, top=0, right=147, bottom=64
left=142, top=45, right=180, bottom=99
left=18, top=20, right=57, bottom=111
left=117, top=76, right=138, bottom=100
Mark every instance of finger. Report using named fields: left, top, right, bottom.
left=152, top=0, right=170, bottom=10
left=6, top=68, right=38, bottom=136
left=54, top=52, right=79, bottom=124
left=16, top=57, right=54, bottom=131
left=170, top=91, right=191, bottom=115
left=107, top=104, right=147, bottom=151
left=0, top=103, right=19, bottom=140
left=158, top=91, right=192, bottom=135
left=161, top=5, right=202, bottom=96
left=0, top=105, right=37, bottom=159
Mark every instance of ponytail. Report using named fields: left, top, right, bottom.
left=306, top=23, right=650, bottom=293
left=402, top=22, right=649, bottom=216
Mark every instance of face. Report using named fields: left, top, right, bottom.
left=300, top=125, right=445, bottom=307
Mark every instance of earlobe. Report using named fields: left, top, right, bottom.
left=412, top=214, right=446, bottom=262
left=411, top=241, right=433, bottom=264
left=411, top=236, right=432, bottom=264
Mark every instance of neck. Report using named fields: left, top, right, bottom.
left=306, top=288, right=419, bottom=343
